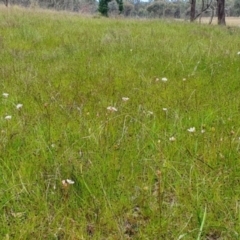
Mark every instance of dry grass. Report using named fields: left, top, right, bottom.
left=197, top=16, right=240, bottom=26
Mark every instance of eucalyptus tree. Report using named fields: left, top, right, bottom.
left=217, top=0, right=226, bottom=24
left=233, top=0, right=240, bottom=15
left=190, top=0, right=225, bottom=25
left=190, top=0, right=196, bottom=21
left=98, top=0, right=123, bottom=16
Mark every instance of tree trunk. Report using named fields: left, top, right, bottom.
left=217, top=0, right=226, bottom=25
left=190, top=0, right=196, bottom=22
left=209, top=5, right=214, bottom=24
left=199, top=0, right=204, bottom=23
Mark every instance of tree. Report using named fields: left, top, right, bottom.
left=233, top=0, right=240, bottom=16
left=117, top=0, right=123, bottom=13
left=146, top=1, right=166, bottom=18
left=217, top=0, right=226, bottom=25
left=99, top=0, right=111, bottom=16
left=190, top=0, right=196, bottom=21
left=98, top=0, right=123, bottom=16
left=123, top=2, right=134, bottom=16
left=193, top=0, right=215, bottom=24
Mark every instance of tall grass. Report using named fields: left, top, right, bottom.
left=1, top=5, right=240, bottom=239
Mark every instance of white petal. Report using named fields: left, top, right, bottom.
left=16, top=104, right=23, bottom=109
left=107, top=106, right=118, bottom=112
left=187, top=127, right=196, bottom=133
left=169, top=136, right=176, bottom=141
left=147, top=111, right=153, bottom=115
left=122, top=97, right=129, bottom=102
left=66, top=179, right=74, bottom=184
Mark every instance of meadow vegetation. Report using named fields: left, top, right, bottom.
left=1, top=6, right=240, bottom=239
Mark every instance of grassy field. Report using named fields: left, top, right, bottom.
left=1, top=5, right=240, bottom=239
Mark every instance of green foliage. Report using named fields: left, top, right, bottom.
left=116, top=0, right=123, bottom=13
left=98, top=0, right=110, bottom=16
left=1, top=6, right=240, bottom=239
left=147, top=1, right=165, bottom=17
left=98, top=0, right=123, bottom=16
left=146, top=1, right=181, bottom=18
left=123, top=2, right=134, bottom=16
left=233, top=0, right=240, bottom=15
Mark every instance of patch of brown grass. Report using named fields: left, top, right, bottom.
left=198, top=17, right=240, bottom=26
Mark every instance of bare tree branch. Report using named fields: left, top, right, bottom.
left=194, top=0, right=213, bottom=21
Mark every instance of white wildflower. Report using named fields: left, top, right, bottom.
left=16, top=104, right=23, bottom=110
left=2, top=93, right=9, bottom=98
left=161, top=77, right=168, bottom=82
left=147, top=111, right=153, bottom=115
left=122, top=97, right=129, bottom=102
left=5, top=115, right=12, bottom=120
left=237, top=51, right=240, bottom=55
left=66, top=179, right=75, bottom=184
left=169, top=136, right=176, bottom=142
left=62, top=179, right=74, bottom=187
left=201, top=129, right=205, bottom=133
left=107, top=106, right=118, bottom=112
left=183, top=78, right=186, bottom=81
left=162, top=108, right=167, bottom=111
left=187, top=127, right=196, bottom=133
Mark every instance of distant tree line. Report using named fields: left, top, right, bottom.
left=2, top=0, right=240, bottom=23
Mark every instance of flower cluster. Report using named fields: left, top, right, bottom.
left=187, top=127, right=196, bottom=133
left=62, top=179, right=75, bottom=187
left=107, top=106, right=118, bottom=112
left=2, top=92, right=23, bottom=121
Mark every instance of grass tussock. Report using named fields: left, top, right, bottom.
left=1, top=6, right=240, bottom=239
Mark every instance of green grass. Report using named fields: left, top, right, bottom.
left=1, top=5, right=240, bottom=239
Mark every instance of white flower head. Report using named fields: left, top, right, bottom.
left=237, top=51, right=240, bottom=55
left=147, top=111, right=153, bottom=115
left=169, top=136, right=176, bottom=142
left=122, top=97, right=129, bottom=102
left=16, top=104, right=23, bottom=110
left=5, top=115, right=12, bottom=120
left=187, top=127, right=196, bottom=133
left=107, top=106, right=118, bottom=112
left=183, top=78, right=186, bottom=81
left=162, top=108, right=167, bottom=111
left=62, top=179, right=75, bottom=187
left=201, top=129, right=205, bottom=134
left=66, top=179, right=75, bottom=184
left=161, top=77, right=168, bottom=82
left=2, top=93, right=9, bottom=98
